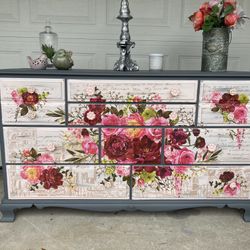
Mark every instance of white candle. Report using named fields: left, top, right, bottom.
left=149, top=54, right=164, bottom=70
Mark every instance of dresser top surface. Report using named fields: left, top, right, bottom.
left=0, top=68, right=250, bottom=79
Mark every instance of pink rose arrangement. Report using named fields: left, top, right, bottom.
left=11, top=87, right=49, bottom=121
left=19, top=148, right=73, bottom=191
left=209, top=170, right=247, bottom=196
left=209, top=90, right=249, bottom=148
left=189, top=0, right=248, bottom=32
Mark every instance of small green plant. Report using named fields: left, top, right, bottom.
left=42, top=44, right=56, bottom=62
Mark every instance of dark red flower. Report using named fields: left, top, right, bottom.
left=84, top=110, right=102, bottom=125
left=88, top=97, right=106, bottom=113
left=39, top=168, right=63, bottom=190
left=219, top=171, right=235, bottom=183
left=171, top=129, right=189, bottom=146
left=218, top=93, right=240, bottom=112
left=192, top=129, right=200, bottom=137
left=156, top=167, right=173, bottom=179
left=104, top=134, right=133, bottom=161
left=22, top=92, right=39, bottom=106
left=133, top=135, right=161, bottom=164
left=81, top=128, right=90, bottom=137
left=195, top=137, right=206, bottom=148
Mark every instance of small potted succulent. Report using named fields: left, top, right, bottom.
left=189, top=0, right=248, bottom=72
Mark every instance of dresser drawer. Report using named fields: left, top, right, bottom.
left=0, top=78, right=65, bottom=125
left=67, top=103, right=195, bottom=127
left=7, top=165, right=130, bottom=200
left=4, top=127, right=99, bottom=164
left=68, top=79, right=198, bottom=103
left=199, top=80, right=250, bottom=126
left=132, top=166, right=250, bottom=199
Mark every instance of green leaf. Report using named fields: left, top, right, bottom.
left=223, top=5, right=234, bottom=16
left=20, top=106, right=28, bottom=116
left=118, top=110, right=124, bottom=117
left=212, top=5, right=220, bottom=14
left=110, top=106, right=119, bottom=115
left=30, top=148, right=38, bottom=158
left=163, top=111, right=172, bottom=119
left=66, top=149, right=76, bottom=155
left=211, top=107, right=219, bottom=112
left=42, top=44, right=55, bottom=61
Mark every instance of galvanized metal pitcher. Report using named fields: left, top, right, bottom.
left=201, top=28, right=230, bottom=72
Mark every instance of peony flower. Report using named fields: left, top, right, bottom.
left=39, top=167, right=63, bottom=189
left=224, top=181, right=241, bottom=196
left=116, top=166, right=130, bottom=177
left=82, top=139, right=98, bottom=155
left=104, top=134, right=133, bottom=162
left=219, top=171, right=234, bottom=182
left=102, top=114, right=125, bottom=137
left=170, top=129, right=189, bottom=146
left=224, top=13, right=239, bottom=27
left=156, top=167, right=173, bottom=179
left=84, top=110, right=102, bottom=125
left=189, top=11, right=204, bottom=31
left=36, top=153, right=55, bottom=163
left=11, top=90, right=23, bottom=105
left=126, top=113, right=145, bottom=138
left=172, top=148, right=195, bottom=165
left=145, top=117, right=169, bottom=141
left=133, top=135, right=161, bottom=164
left=233, top=105, right=248, bottom=123
left=22, top=92, right=39, bottom=106
left=20, top=165, right=44, bottom=184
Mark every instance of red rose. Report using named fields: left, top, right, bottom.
left=189, top=11, right=204, bottom=31
left=200, top=2, right=212, bottom=15
left=39, top=168, right=63, bottom=190
left=88, top=97, right=106, bottom=113
left=133, top=135, right=161, bottom=164
left=104, top=134, right=133, bottom=161
left=224, top=13, right=239, bottom=27
left=84, top=110, right=102, bottom=125
left=171, top=129, right=189, bottom=146
left=224, top=0, right=237, bottom=9
left=22, top=92, right=39, bottom=106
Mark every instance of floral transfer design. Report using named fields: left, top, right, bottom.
left=209, top=171, right=247, bottom=197
left=18, top=148, right=75, bottom=191
left=49, top=86, right=194, bottom=126
left=11, top=87, right=49, bottom=121
left=209, top=89, right=249, bottom=148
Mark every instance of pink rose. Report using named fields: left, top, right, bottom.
left=36, top=153, right=55, bottom=163
left=211, top=92, right=222, bottom=105
left=200, top=2, right=212, bottom=15
left=224, top=182, right=241, bottom=196
left=189, top=11, right=204, bottom=31
left=172, top=148, right=195, bottom=165
left=146, top=117, right=169, bottom=141
left=126, top=113, right=145, bottom=138
left=224, top=13, right=239, bottom=27
left=23, top=149, right=31, bottom=157
left=102, top=114, right=125, bottom=137
left=11, top=90, right=23, bottom=105
left=20, top=165, right=44, bottom=184
left=174, top=166, right=189, bottom=174
left=116, top=166, right=130, bottom=177
left=82, top=139, right=98, bottom=155
left=233, top=105, right=248, bottom=123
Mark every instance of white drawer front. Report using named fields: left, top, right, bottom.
left=68, top=79, right=198, bottom=102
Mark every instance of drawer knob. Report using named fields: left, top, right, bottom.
left=170, top=88, right=181, bottom=97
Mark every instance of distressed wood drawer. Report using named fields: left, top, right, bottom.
left=68, top=79, right=198, bottom=103
left=4, top=127, right=99, bottom=164
left=7, top=165, right=130, bottom=200
left=0, top=78, right=65, bottom=125
left=198, top=80, right=250, bottom=126
left=132, top=166, right=250, bottom=199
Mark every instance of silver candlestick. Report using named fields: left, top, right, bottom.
left=114, top=0, right=139, bottom=71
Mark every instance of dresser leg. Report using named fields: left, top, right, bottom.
left=0, top=207, right=15, bottom=222
left=243, top=209, right=250, bottom=222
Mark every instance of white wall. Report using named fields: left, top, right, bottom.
left=0, top=0, right=250, bottom=71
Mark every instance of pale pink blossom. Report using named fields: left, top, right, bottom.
left=137, top=178, right=145, bottom=187
left=224, top=182, right=241, bottom=196
left=23, top=149, right=31, bottom=157
left=37, top=153, right=55, bottom=163
left=116, top=166, right=130, bottom=177
left=11, top=90, right=23, bottom=105
left=210, top=92, right=222, bottom=105
left=207, top=144, right=217, bottom=153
